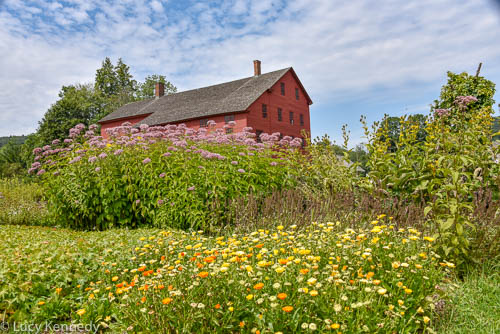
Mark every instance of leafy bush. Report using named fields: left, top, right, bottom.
left=362, top=71, right=498, bottom=264
left=33, top=123, right=302, bottom=231
left=0, top=178, right=48, bottom=225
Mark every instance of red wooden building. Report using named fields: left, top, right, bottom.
left=99, top=61, right=312, bottom=140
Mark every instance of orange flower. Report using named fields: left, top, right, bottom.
left=162, top=297, right=172, bottom=305
left=255, top=244, right=264, bottom=248
left=138, top=266, right=146, bottom=272
left=198, top=271, right=209, bottom=278
left=196, top=263, right=204, bottom=269
left=239, top=321, right=245, bottom=328
left=204, top=256, right=216, bottom=263
left=214, top=304, right=221, bottom=309
left=160, top=255, right=166, bottom=261
left=282, top=306, right=293, bottom=313
left=300, top=268, right=309, bottom=275
left=157, top=284, right=165, bottom=290
left=140, top=296, right=146, bottom=303
left=277, top=293, right=287, bottom=300
left=55, top=288, right=62, bottom=295
left=279, top=259, right=288, bottom=265
left=168, top=285, right=173, bottom=291
left=366, top=272, right=375, bottom=279
left=254, top=283, right=264, bottom=290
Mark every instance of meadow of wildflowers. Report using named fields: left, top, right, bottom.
left=0, top=218, right=450, bottom=333
left=30, top=122, right=303, bottom=231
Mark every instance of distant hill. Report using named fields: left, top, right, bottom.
left=0, top=135, right=28, bottom=148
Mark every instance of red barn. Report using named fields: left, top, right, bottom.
left=98, top=61, right=312, bottom=141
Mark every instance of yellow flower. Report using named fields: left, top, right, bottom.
left=229, top=306, right=234, bottom=312
left=162, top=297, right=172, bottom=305
left=377, top=288, right=387, bottom=295
left=111, top=276, right=119, bottom=282
left=246, top=294, right=254, bottom=301
left=404, top=288, right=412, bottom=295
left=309, top=290, right=319, bottom=297
left=37, top=301, right=45, bottom=306
left=423, top=316, right=430, bottom=324
left=331, top=323, right=340, bottom=329
left=76, top=309, right=86, bottom=316
left=55, top=287, right=62, bottom=295
left=275, top=267, right=285, bottom=274
left=396, top=282, right=403, bottom=288
left=277, top=225, right=284, bottom=230
left=282, top=306, right=293, bottom=313
left=423, top=236, right=434, bottom=242
left=398, top=300, right=404, bottom=306
left=417, top=307, right=424, bottom=314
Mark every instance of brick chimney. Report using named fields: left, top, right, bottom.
left=253, top=60, right=261, bottom=76
left=155, top=82, right=165, bottom=98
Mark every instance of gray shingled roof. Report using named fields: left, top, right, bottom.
left=99, top=67, right=306, bottom=125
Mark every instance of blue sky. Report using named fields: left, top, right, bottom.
left=1, top=0, right=500, bottom=145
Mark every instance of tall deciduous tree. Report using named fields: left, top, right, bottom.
left=36, top=84, right=104, bottom=144
left=137, top=74, right=177, bottom=99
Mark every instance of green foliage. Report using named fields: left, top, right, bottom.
left=0, top=139, right=26, bottom=177
left=432, top=68, right=496, bottom=111
left=0, top=178, right=48, bottom=225
left=137, top=74, right=177, bottom=99
left=297, top=132, right=358, bottom=198
left=362, top=69, right=497, bottom=265
left=34, top=57, right=177, bottom=148
left=36, top=128, right=297, bottom=232
left=36, top=84, right=105, bottom=144
left=0, top=135, right=27, bottom=148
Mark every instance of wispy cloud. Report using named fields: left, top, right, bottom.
left=1, top=0, right=499, bottom=142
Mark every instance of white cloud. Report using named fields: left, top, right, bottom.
left=0, top=0, right=499, bottom=140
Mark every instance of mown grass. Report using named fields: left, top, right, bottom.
left=436, top=261, right=500, bottom=333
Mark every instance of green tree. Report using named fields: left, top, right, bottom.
left=0, top=139, right=25, bottom=177
left=432, top=64, right=495, bottom=111
left=37, top=84, right=103, bottom=144
left=95, top=57, right=119, bottom=98
left=137, top=74, right=177, bottom=99
left=381, top=114, right=427, bottom=152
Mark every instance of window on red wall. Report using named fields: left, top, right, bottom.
left=224, top=115, right=234, bottom=123
left=295, top=88, right=299, bottom=100
left=277, top=108, right=282, bottom=121
left=262, top=104, right=267, bottom=118
left=280, top=82, right=285, bottom=96
left=289, top=111, right=294, bottom=125
left=300, top=114, right=304, bottom=126
left=200, top=118, right=208, bottom=127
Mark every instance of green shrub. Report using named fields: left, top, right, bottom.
left=33, top=124, right=301, bottom=231
left=362, top=72, right=498, bottom=264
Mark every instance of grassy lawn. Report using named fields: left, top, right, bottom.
left=437, top=261, right=500, bottom=334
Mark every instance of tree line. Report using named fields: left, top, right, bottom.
left=0, top=58, right=176, bottom=177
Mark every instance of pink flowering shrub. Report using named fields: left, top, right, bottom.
left=33, top=122, right=300, bottom=231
